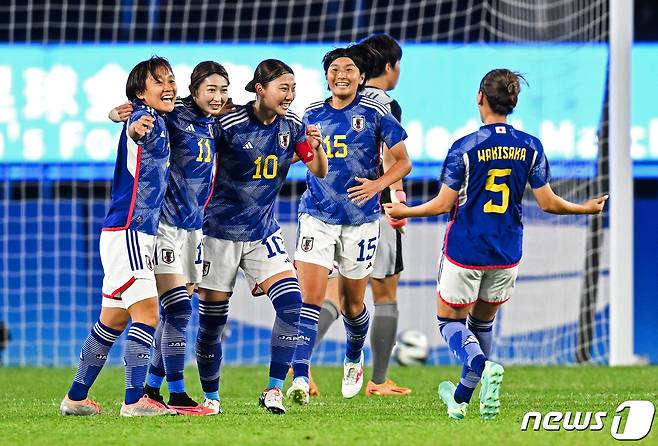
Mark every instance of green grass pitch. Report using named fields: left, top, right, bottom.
left=1, top=366, right=656, bottom=445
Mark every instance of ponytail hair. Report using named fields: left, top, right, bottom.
left=189, top=61, right=229, bottom=94
left=245, top=59, right=294, bottom=92
left=479, top=69, right=528, bottom=115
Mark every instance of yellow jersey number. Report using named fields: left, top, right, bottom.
left=483, top=168, right=512, bottom=214
left=196, top=138, right=212, bottom=163
left=253, top=154, right=278, bottom=179
left=323, top=134, right=348, bottom=158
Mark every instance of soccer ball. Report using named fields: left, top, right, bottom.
left=392, top=330, right=430, bottom=366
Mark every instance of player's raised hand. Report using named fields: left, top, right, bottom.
left=383, top=202, right=410, bottom=219
left=128, top=115, right=155, bottom=141
left=108, top=102, right=133, bottom=122
left=582, top=194, right=609, bottom=214
left=305, top=124, right=323, bottom=150
left=348, top=176, right=383, bottom=205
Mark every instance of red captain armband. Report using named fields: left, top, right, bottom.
left=295, top=140, right=315, bottom=164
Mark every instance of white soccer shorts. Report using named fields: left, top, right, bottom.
left=294, top=213, right=379, bottom=280
left=99, top=229, right=158, bottom=309
left=154, top=220, right=204, bottom=284
left=436, top=255, right=519, bottom=307
left=200, top=229, right=295, bottom=295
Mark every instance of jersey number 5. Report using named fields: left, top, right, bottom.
left=483, top=168, right=512, bottom=214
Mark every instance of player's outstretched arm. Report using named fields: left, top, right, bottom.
left=304, top=124, right=328, bottom=178
left=532, top=183, right=608, bottom=215
left=347, top=141, right=411, bottom=205
left=108, top=102, right=133, bottom=123
left=127, top=115, right=155, bottom=142
left=384, top=183, right=458, bottom=219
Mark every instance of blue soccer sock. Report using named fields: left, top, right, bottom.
left=292, top=302, right=321, bottom=382
left=124, top=322, right=156, bottom=404
left=68, top=320, right=121, bottom=401
left=455, top=314, right=495, bottom=403
left=343, top=305, right=370, bottom=362
left=195, top=299, right=229, bottom=399
left=467, top=314, right=494, bottom=356
left=146, top=303, right=165, bottom=390
left=160, top=286, right=192, bottom=393
left=267, top=277, right=302, bottom=389
left=437, top=316, right=487, bottom=404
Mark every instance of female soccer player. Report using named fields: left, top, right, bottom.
left=197, top=59, right=327, bottom=415
left=308, top=33, right=411, bottom=398
left=60, top=56, right=177, bottom=417
left=385, top=69, right=607, bottom=420
left=288, top=44, right=412, bottom=403
left=108, top=61, right=231, bottom=416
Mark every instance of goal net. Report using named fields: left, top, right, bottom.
left=0, top=0, right=610, bottom=367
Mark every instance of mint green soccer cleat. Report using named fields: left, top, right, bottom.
left=438, top=381, right=468, bottom=420
left=479, top=360, right=504, bottom=420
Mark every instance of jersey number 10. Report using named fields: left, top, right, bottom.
left=253, top=155, right=279, bottom=179
left=483, top=168, right=512, bottom=214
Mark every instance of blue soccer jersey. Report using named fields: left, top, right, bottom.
left=203, top=102, right=307, bottom=241
left=440, top=123, right=551, bottom=268
left=160, top=96, right=216, bottom=230
left=299, top=94, right=407, bottom=225
left=103, top=99, right=170, bottom=236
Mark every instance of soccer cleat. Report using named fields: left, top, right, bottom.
left=308, top=369, right=320, bottom=397
left=286, top=377, right=310, bottom=405
left=120, top=395, right=177, bottom=417
left=438, top=381, right=468, bottom=420
left=365, top=379, right=412, bottom=396
left=201, top=398, right=223, bottom=415
left=59, top=395, right=101, bottom=416
left=341, top=351, right=365, bottom=399
left=259, top=388, right=285, bottom=414
left=479, top=360, right=504, bottom=420
left=167, top=392, right=215, bottom=416
left=143, top=384, right=166, bottom=406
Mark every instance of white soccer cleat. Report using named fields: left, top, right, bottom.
left=479, top=360, right=504, bottom=420
left=59, top=395, right=101, bottom=416
left=341, top=351, right=365, bottom=399
left=201, top=398, right=223, bottom=415
left=286, top=377, right=310, bottom=405
left=259, top=388, right=285, bottom=414
left=120, top=395, right=177, bottom=417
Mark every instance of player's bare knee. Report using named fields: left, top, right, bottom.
left=99, top=307, right=129, bottom=331
left=127, top=297, right=160, bottom=327
left=199, top=288, right=231, bottom=302
left=471, top=300, right=500, bottom=321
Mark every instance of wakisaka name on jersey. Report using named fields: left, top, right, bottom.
left=477, top=146, right=527, bottom=162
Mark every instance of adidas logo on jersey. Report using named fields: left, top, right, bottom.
left=243, top=141, right=254, bottom=149
left=186, top=124, right=195, bottom=132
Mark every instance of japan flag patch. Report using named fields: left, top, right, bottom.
left=352, top=115, right=365, bottom=131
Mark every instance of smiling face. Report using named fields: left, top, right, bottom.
left=256, top=72, right=296, bottom=116
left=326, top=57, right=365, bottom=100
left=192, top=74, right=229, bottom=116
left=137, top=67, right=177, bottom=113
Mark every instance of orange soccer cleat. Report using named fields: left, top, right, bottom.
left=364, top=379, right=412, bottom=396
